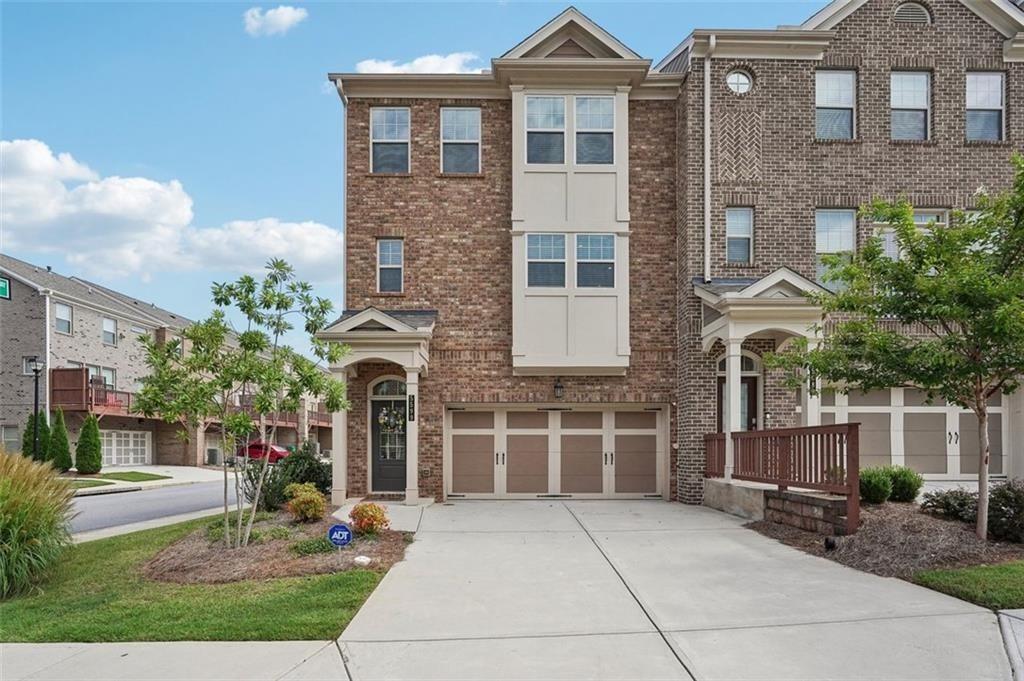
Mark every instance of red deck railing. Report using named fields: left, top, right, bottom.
left=704, top=433, right=726, bottom=478
left=50, top=367, right=136, bottom=417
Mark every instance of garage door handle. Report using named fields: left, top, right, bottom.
left=496, top=452, right=499, bottom=465
left=948, top=432, right=952, bottom=444
left=954, top=432, right=959, bottom=445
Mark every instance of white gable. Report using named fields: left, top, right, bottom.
left=501, top=7, right=641, bottom=60
left=800, top=0, right=1024, bottom=38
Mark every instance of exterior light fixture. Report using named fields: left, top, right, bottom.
left=553, top=378, right=565, bottom=400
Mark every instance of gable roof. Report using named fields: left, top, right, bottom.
left=324, top=308, right=438, bottom=335
left=799, top=0, right=1024, bottom=38
left=72, top=277, right=192, bottom=330
left=500, top=6, right=641, bottom=60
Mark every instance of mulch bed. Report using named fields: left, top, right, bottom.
left=143, top=512, right=409, bottom=584
left=747, top=502, right=1024, bottom=579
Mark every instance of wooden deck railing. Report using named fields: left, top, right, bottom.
left=705, top=423, right=860, bottom=534
left=50, top=368, right=136, bottom=417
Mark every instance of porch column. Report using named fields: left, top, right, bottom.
left=404, top=368, right=420, bottom=505
left=723, top=338, right=744, bottom=480
left=802, top=338, right=822, bottom=427
left=330, top=408, right=347, bottom=505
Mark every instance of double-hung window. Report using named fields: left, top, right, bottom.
left=815, top=71, right=856, bottom=140
left=891, top=72, right=930, bottom=140
left=377, top=239, right=403, bottom=293
left=526, top=96, right=565, bottom=164
left=966, top=72, right=1004, bottom=142
left=526, top=234, right=565, bottom=287
left=576, top=234, right=614, bottom=287
left=370, top=107, right=410, bottom=173
left=878, top=210, right=947, bottom=260
left=102, top=317, right=117, bottom=346
left=726, top=208, right=754, bottom=264
left=54, top=302, right=72, bottom=334
left=575, top=96, right=614, bottom=164
left=441, top=107, right=481, bottom=173
left=1, top=425, right=19, bottom=453
left=815, top=209, right=856, bottom=288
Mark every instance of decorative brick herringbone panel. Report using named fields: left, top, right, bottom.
left=716, top=108, right=763, bottom=184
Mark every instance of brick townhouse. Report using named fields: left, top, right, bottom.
left=0, top=254, right=333, bottom=466
left=319, top=0, right=1024, bottom=506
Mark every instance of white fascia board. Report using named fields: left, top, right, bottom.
left=501, top=7, right=641, bottom=60
left=688, top=30, right=835, bottom=61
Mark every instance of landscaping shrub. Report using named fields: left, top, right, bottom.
left=74, top=415, right=102, bottom=474
left=859, top=467, right=892, bottom=504
left=290, top=536, right=335, bottom=556
left=349, top=502, right=390, bottom=535
left=48, top=409, right=73, bottom=473
left=241, top=458, right=289, bottom=511
left=988, top=479, right=1024, bottom=543
left=284, top=482, right=326, bottom=522
left=0, top=448, right=75, bottom=598
left=21, top=412, right=50, bottom=461
left=277, top=440, right=331, bottom=495
left=884, top=465, right=924, bottom=502
left=920, top=488, right=978, bottom=523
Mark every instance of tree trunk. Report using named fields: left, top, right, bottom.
left=243, top=421, right=276, bottom=546
left=976, top=407, right=990, bottom=540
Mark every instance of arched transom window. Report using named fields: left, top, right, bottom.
left=372, top=379, right=406, bottom=397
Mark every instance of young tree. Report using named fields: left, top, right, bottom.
left=75, top=414, right=103, bottom=474
left=22, top=412, right=50, bottom=462
left=49, top=409, right=73, bottom=472
left=768, top=156, right=1024, bottom=539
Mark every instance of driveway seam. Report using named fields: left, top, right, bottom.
left=342, top=629, right=660, bottom=644
left=273, top=641, right=337, bottom=681
left=336, top=640, right=355, bottom=681
left=562, top=502, right=699, bottom=681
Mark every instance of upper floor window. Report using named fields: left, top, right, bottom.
left=370, top=107, right=410, bottom=173
left=576, top=234, right=615, bottom=287
left=441, top=107, right=481, bottom=173
left=726, top=207, right=754, bottom=264
left=879, top=210, right=947, bottom=259
left=893, top=2, right=932, bottom=24
left=527, top=234, right=565, bottom=287
left=526, top=96, right=565, bottom=164
left=54, top=302, right=72, bottom=334
left=816, top=71, right=856, bottom=140
left=377, top=239, right=403, bottom=293
left=891, top=72, right=930, bottom=141
left=102, top=317, right=117, bottom=346
left=966, top=72, right=1004, bottom=142
left=86, top=364, right=116, bottom=389
left=575, top=97, right=614, bottom=164
left=815, top=209, right=856, bottom=288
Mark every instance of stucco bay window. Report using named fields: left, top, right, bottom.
left=526, top=96, right=565, bottom=164
left=370, top=107, right=410, bottom=173
left=575, top=96, right=613, bottom=164
left=527, top=233, right=566, bottom=287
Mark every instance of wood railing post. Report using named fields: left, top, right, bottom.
left=845, top=424, right=860, bottom=534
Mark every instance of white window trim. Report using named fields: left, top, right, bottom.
left=891, top=71, right=931, bottom=141
left=815, top=70, right=857, bottom=140
left=966, top=72, right=1005, bottom=142
left=54, top=302, right=73, bottom=335
left=102, top=317, right=118, bottom=346
left=525, top=95, right=567, bottom=167
left=439, top=107, right=482, bottom=174
left=369, top=106, right=411, bottom=174
left=725, top=207, right=754, bottom=264
left=726, top=70, right=753, bottom=95
left=101, top=367, right=117, bottom=389
left=526, top=233, right=567, bottom=288
left=376, top=239, right=404, bottom=294
left=574, top=233, right=616, bottom=288
left=573, top=95, right=615, bottom=166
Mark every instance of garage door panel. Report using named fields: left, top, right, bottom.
left=561, top=434, right=603, bottom=494
left=615, top=411, right=657, bottom=429
left=959, top=413, right=1003, bottom=475
left=506, top=411, right=548, bottom=429
left=904, top=413, right=946, bottom=474
left=452, top=434, right=495, bottom=494
left=614, top=434, right=656, bottom=494
left=561, top=412, right=603, bottom=429
left=507, top=434, right=548, bottom=494
left=853, top=413, right=891, bottom=468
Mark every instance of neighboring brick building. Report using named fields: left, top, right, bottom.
left=322, top=1, right=1024, bottom=505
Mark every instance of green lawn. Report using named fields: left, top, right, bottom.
left=99, top=471, right=173, bottom=483
left=70, top=479, right=114, bottom=489
left=0, top=516, right=381, bottom=642
left=915, top=561, right=1024, bottom=610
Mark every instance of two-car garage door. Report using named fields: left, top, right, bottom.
left=445, top=407, right=666, bottom=499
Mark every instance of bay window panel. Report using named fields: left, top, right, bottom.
left=528, top=262, right=565, bottom=287
left=527, top=234, right=565, bottom=287
left=527, top=96, right=565, bottom=164
left=527, top=132, right=564, bottom=164
left=576, top=234, right=614, bottom=288
left=575, top=97, right=613, bottom=164
left=576, top=133, right=613, bottom=164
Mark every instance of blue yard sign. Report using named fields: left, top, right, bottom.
left=328, top=523, right=353, bottom=547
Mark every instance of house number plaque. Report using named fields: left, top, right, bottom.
left=408, top=394, right=416, bottom=422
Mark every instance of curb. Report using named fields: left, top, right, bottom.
left=74, top=484, right=143, bottom=497
left=1000, top=611, right=1024, bottom=681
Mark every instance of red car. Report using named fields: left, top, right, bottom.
left=237, top=441, right=291, bottom=464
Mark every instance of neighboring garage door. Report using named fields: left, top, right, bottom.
left=100, top=430, right=152, bottom=466
left=446, top=407, right=665, bottom=499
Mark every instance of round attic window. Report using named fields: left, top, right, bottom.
left=726, top=70, right=752, bottom=95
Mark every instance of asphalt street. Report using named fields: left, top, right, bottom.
left=70, top=480, right=240, bottom=533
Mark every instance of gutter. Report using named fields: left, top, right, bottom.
left=703, top=33, right=717, bottom=283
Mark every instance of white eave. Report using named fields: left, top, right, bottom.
left=801, top=0, right=1024, bottom=39
left=688, top=29, right=836, bottom=60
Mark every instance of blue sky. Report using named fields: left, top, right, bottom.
left=1, top=1, right=818, bottom=353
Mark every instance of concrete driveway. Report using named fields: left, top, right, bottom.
left=340, top=500, right=1011, bottom=681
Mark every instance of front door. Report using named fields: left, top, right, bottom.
left=716, top=376, right=759, bottom=432
left=371, top=399, right=407, bottom=492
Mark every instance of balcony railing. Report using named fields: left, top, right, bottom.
left=307, top=406, right=332, bottom=427
left=50, top=368, right=136, bottom=417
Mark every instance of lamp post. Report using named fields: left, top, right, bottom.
left=28, top=356, right=45, bottom=460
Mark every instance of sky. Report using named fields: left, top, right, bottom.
left=1, top=0, right=819, bottom=354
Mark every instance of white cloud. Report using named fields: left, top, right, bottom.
left=0, top=139, right=342, bottom=283
left=243, top=5, right=308, bottom=37
left=355, top=52, right=483, bottom=74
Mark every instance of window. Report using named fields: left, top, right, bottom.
left=130, top=325, right=147, bottom=335
left=527, top=234, right=566, bottom=287
left=816, top=71, right=856, bottom=140
left=102, top=317, right=117, bottom=345
left=879, top=210, right=947, bottom=260
left=726, top=208, right=754, bottom=264
left=1, top=425, right=19, bottom=453
left=726, top=70, right=752, bottom=94
left=377, top=239, right=403, bottom=293
left=575, top=97, right=614, bottom=164
left=967, top=73, right=1004, bottom=142
left=526, top=96, right=565, bottom=164
left=101, top=367, right=116, bottom=389
left=816, top=210, right=856, bottom=288
left=441, top=107, right=481, bottom=173
left=370, top=107, right=410, bottom=173
left=891, top=72, right=930, bottom=140
left=372, top=379, right=406, bottom=396
left=54, top=302, right=72, bottom=334
left=893, top=2, right=931, bottom=24
left=576, top=234, right=614, bottom=287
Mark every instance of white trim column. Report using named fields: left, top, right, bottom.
left=404, top=368, right=420, bottom=505
left=330, top=408, right=347, bottom=505
left=723, top=338, right=743, bottom=480
left=802, top=338, right=822, bottom=427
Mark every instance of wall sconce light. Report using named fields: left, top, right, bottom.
left=553, top=377, right=565, bottom=400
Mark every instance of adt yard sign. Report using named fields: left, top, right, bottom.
left=328, top=523, right=353, bottom=547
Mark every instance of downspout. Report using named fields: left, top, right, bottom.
left=43, top=291, right=52, bottom=423
left=334, top=76, right=348, bottom=312
left=703, top=34, right=717, bottom=283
